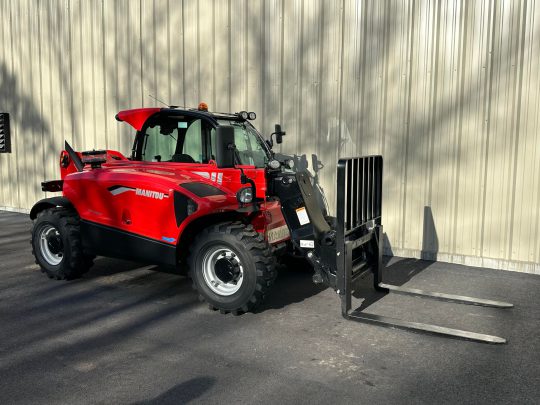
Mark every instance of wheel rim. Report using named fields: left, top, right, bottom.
left=38, top=224, right=64, bottom=266
left=201, top=245, right=244, bottom=296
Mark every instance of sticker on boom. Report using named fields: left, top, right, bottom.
left=300, top=240, right=314, bottom=248
left=295, top=207, right=310, bottom=225
left=267, top=224, right=290, bottom=244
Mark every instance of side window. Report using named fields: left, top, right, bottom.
left=142, top=125, right=177, bottom=162
left=141, top=118, right=210, bottom=163
left=210, top=128, right=216, bottom=161
left=210, top=123, right=267, bottom=167
left=209, top=126, right=250, bottom=164
left=182, top=120, right=203, bottom=162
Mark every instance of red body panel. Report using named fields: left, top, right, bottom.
left=60, top=149, right=129, bottom=179
left=62, top=160, right=288, bottom=246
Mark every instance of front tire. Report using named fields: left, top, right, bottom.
left=31, top=207, right=94, bottom=280
left=188, top=222, right=277, bottom=314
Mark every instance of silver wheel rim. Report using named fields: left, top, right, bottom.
left=39, top=224, right=63, bottom=266
left=201, top=245, right=244, bottom=296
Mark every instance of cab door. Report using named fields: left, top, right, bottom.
left=118, top=115, right=215, bottom=241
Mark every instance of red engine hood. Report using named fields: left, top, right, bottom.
left=95, top=161, right=268, bottom=199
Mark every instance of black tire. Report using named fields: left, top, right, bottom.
left=31, top=207, right=94, bottom=280
left=187, top=222, right=277, bottom=314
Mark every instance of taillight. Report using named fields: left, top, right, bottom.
left=60, top=151, right=70, bottom=168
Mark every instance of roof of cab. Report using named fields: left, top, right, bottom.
left=115, top=107, right=243, bottom=131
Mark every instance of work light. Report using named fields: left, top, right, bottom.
left=237, top=187, right=253, bottom=203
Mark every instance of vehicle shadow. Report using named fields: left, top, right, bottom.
left=80, top=257, right=189, bottom=280
left=79, top=257, right=157, bottom=279
left=256, top=255, right=327, bottom=312
left=256, top=254, right=436, bottom=314
left=79, top=253, right=434, bottom=315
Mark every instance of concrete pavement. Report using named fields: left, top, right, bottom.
left=0, top=210, right=538, bottom=404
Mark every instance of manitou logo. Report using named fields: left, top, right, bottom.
left=108, top=185, right=169, bottom=200
left=135, top=188, right=169, bottom=200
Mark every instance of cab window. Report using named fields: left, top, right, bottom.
left=140, top=117, right=210, bottom=163
left=210, top=121, right=269, bottom=167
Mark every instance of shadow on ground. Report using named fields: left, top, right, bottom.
left=133, top=377, right=215, bottom=405
left=353, top=257, right=434, bottom=311
left=256, top=256, right=327, bottom=312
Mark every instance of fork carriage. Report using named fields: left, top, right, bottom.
left=298, top=155, right=512, bottom=344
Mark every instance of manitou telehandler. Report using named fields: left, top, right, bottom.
left=29, top=104, right=512, bottom=344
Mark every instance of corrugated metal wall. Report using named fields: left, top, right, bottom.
left=1, top=0, right=539, bottom=273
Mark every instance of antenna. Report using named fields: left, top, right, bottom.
left=148, top=94, right=178, bottom=108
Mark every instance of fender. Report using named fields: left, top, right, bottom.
left=29, top=197, right=74, bottom=220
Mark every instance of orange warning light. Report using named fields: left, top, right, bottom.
left=198, top=102, right=208, bottom=111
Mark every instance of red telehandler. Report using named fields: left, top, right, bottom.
left=29, top=105, right=512, bottom=344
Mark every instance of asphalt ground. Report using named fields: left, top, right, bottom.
left=0, top=210, right=538, bottom=404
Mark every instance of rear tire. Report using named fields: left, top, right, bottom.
left=31, top=207, right=94, bottom=280
left=187, top=222, right=277, bottom=314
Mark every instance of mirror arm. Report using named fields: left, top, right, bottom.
left=231, top=144, right=258, bottom=212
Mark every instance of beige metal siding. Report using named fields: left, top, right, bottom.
left=0, top=0, right=539, bottom=273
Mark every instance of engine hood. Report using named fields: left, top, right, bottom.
left=92, top=161, right=267, bottom=199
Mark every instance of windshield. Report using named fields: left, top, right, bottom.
left=212, top=120, right=270, bottom=168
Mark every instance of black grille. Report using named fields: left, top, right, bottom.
left=0, top=113, right=11, bottom=153
left=180, top=182, right=226, bottom=197
left=336, top=156, right=383, bottom=234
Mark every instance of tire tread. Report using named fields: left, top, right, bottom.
left=187, top=221, right=276, bottom=315
left=31, top=207, right=94, bottom=280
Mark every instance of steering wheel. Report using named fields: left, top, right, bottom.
left=171, top=153, right=196, bottom=163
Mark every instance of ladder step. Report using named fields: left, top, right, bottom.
left=347, top=311, right=507, bottom=344
left=378, top=283, right=513, bottom=308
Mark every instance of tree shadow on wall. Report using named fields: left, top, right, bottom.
left=0, top=61, right=51, bottom=203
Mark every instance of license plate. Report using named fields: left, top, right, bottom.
left=267, top=224, right=290, bottom=244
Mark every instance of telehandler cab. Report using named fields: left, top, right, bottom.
left=30, top=104, right=512, bottom=344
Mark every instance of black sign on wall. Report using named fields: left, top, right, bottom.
left=0, top=113, right=11, bottom=153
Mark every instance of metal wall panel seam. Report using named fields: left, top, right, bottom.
left=0, top=2, right=7, bottom=205
left=507, top=0, right=528, bottom=261
left=451, top=0, right=469, bottom=255
left=479, top=0, right=497, bottom=257
left=10, top=0, right=21, bottom=208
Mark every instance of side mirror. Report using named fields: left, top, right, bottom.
left=215, top=125, right=235, bottom=168
left=0, top=113, right=11, bottom=153
left=274, top=124, right=286, bottom=144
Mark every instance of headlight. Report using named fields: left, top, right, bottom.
left=268, top=159, right=281, bottom=170
left=237, top=187, right=253, bottom=203
left=248, top=111, right=256, bottom=120
left=285, top=159, right=295, bottom=169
